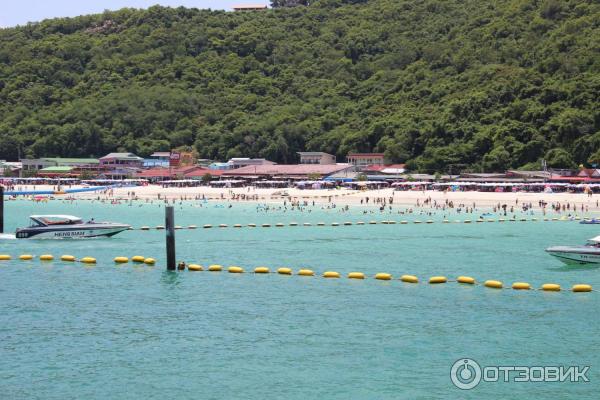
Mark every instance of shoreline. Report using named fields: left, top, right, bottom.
left=3, top=184, right=600, bottom=214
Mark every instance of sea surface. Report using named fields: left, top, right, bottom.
left=1, top=198, right=599, bottom=399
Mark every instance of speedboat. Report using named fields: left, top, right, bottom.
left=546, top=236, right=600, bottom=265
left=15, top=215, right=130, bottom=239
left=580, top=218, right=600, bottom=224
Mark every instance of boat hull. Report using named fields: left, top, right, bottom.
left=15, top=225, right=130, bottom=239
left=546, top=246, right=600, bottom=265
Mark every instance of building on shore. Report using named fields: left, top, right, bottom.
left=144, top=152, right=171, bottom=168
left=227, top=158, right=276, bottom=169
left=0, top=160, right=22, bottom=176
left=233, top=4, right=268, bottom=11
left=135, top=166, right=224, bottom=182
left=346, top=153, right=386, bottom=170
left=297, top=152, right=336, bottom=165
left=20, top=158, right=99, bottom=172
left=223, top=164, right=352, bottom=180
left=99, top=153, right=144, bottom=168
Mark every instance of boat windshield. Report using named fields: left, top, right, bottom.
left=31, top=217, right=82, bottom=226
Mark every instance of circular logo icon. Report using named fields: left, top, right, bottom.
left=450, top=358, right=482, bottom=390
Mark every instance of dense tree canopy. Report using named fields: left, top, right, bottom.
left=0, top=0, right=599, bottom=172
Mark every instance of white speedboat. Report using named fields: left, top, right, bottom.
left=546, top=236, right=600, bottom=265
left=15, top=215, right=130, bottom=239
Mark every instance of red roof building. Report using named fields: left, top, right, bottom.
left=222, top=164, right=352, bottom=179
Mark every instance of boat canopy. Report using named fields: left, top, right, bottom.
left=587, top=236, right=600, bottom=244
left=30, top=215, right=83, bottom=225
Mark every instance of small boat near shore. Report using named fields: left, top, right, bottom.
left=546, top=236, right=600, bottom=265
left=15, top=215, right=130, bottom=239
left=580, top=218, right=600, bottom=224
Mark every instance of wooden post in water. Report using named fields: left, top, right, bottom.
left=165, top=205, right=176, bottom=270
left=0, top=186, right=4, bottom=233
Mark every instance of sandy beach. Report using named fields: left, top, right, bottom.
left=5, top=184, right=600, bottom=213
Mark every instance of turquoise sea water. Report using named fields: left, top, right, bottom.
left=1, top=199, right=599, bottom=399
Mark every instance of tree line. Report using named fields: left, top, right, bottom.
left=0, top=0, right=598, bottom=172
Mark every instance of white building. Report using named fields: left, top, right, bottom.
left=227, top=158, right=276, bottom=169
left=297, top=152, right=336, bottom=165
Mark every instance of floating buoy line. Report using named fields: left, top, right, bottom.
left=0, top=253, right=593, bottom=294
left=127, top=217, right=581, bottom=231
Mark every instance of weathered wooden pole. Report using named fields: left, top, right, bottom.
left=0, top=186, right=4, bottom=233
left=165, top=205, right=176, bottom=270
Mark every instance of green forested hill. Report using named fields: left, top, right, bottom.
left=1, top=0, right=599, bottom=172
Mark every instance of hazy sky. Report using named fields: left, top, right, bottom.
left=0, top=0, right=270, bottom=27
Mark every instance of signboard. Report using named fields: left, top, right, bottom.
left=169, top=152, right=181, bottom=167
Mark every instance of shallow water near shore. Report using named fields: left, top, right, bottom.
left=1, top=199, right=599, bottom=399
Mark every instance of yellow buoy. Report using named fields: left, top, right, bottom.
left=208, top=264, right=223, bottom=272
left=512, top=282, right=531, bottom=290
left=131, top=256, right=145, bottom=263
left=277, top=267, right=292, bottom=275
left=254, top=266, right=270, bottom=274
left=323, top=271, right=340, bottom=278
left=429, top=276, right=447, bottom=284
left=298, top=269, right=315, bottom=276
left=348, top=272, right=365, bottom=279
left=228, top=266, right=244, bottom=273
left=457, top=276, right=475, bottom=285
left=40, top=254, right=54, bottom=261
left=144, top=258, right=156, bottom=265
left=484, top=280, right=503, bottom=289
left=80, top=257, right=96, bottom=264
left=400, top=275, right=419, bottom=283
left=188, top=264, right=203, bottom=271
left=114, top=257, right=129, bottom=263
left=375, top=273, right=392, bottom=281
left=19, top=254, right=33, bottom=261
left=0, top=254, right=11, bottom=261
left=541, top=283, right=561, bottom=292
left=61, top=255, right=76, bottom=262
left=572, top=284, right=592, bottom=293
